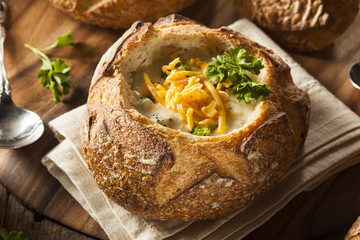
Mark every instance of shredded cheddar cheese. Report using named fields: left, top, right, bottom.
left=143, top=73, right=165, bottom=105
left=144, top=56, right=228, bottom=134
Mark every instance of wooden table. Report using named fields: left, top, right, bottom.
left=0, top=0, right=359, bottom=239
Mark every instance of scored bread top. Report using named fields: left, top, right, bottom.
left=81, top=14, right=310, bottom=220
left=48, top=0, right=197, bottom=29
left=249, top=0, right=330, bottom=31
left=231, top=0, right=358, bottom=31
left=232, top=0, right=360, bottom=52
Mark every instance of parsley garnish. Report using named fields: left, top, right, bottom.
left=41, top=30, right=75, bottom=51
left=0, top=228, right=28, bottom=240
left=230, top=81, right=272, bottom=105
left=205, top=48, right=271, bottom=104
left=190, top=124, right=217, bottom=136
left=25, top=30, right=75, bottom=104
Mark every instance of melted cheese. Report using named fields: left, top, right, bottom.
left=133, top=53, right=263, bottom=135
left=203, top=80, right=226, bottom=133
left=143, top=57, right=229, bottom=133
left=136, top=94, right=258, bottom=134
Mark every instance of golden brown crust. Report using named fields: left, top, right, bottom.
left=80, top=14, right=310, bottom=220
left=346, top=217, right=360, bottom=240
left=48, top=0, right=197, bottom=29
left=236, top=0, right=330, bottom=31
left=232, top=0, right=360, bottom=52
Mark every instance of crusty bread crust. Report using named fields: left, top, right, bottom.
left=345, top=216, right=360, bottom=240
left=48, top=0, right=197, bottom=29
left=80, top=14, right=310, bottom=221
left=232, top=0, right=360, bottom=52
left=234, top=0, right=330, bottom=31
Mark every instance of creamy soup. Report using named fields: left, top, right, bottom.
left=131, top=52, right=265, bottom=135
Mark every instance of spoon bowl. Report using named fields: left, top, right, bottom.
left=0, top=101, right=44, bottom=149
left=0, top=0, right=44, bottom=149
left=349, top=62, right=360, bottom=90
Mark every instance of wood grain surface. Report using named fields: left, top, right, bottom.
left=0, top=183, right=97, bottom=239
left=0, top=0, right=359, bottom=239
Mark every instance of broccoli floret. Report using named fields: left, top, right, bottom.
left=190, top=125, right=217, bottom=136
left=175, top=62, right=191, bottom=70
left=161, top=71, right=168, bottom=81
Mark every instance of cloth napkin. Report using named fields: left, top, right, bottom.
left=42, top=19, right=360, bottom=240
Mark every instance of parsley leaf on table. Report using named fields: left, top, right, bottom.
left=24, top=30, right=75, bottom=104
left=41, top=30, right=75, bottom=51
left=25, top=44, right=72, bottom=104
left=0, top=228, right=28, bottom=240
left=205, top=48, right=271, bottom=104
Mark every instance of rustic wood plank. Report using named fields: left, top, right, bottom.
left=0, top=148, right=106, bottom=238
left=0, top=183, right=9, bottom=228
left=43, top=187, right=107, bottom=239
left=2, top=188, right=100, bottom=240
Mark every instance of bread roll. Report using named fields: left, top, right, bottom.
left=48, top=0, right=197, bottom=29
left=80, top=14, right=310, bottom=220
left=232, top=0, right=360, bottom=52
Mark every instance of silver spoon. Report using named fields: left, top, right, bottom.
left=349, top=62, right=360, bottom=90
left=0, top=0, right=44, bottom=149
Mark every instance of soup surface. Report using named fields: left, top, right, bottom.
left=132, top=51, right=265, bottom=135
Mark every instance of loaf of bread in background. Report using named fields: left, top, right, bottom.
left=48, top=0, right=197, bottom=29
left=232, top=0, right=360, bottom=52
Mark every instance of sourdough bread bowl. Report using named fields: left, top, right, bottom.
left=232, top=0, right=360, bottom=52
left=48, top=0, right=197, bottom=29
left=345, top=216, right=360, bottom=240
left=80, top=14, right=310, bottom=221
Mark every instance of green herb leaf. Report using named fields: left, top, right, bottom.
left=190, top=125, right=217, bottom=136
left=42, top=30, right=75, bottom=51
left=205, top=48, right=271, bottom=104
left=0, top=228, right=28, bottom=240
left=25, top=44, right=72, bottom=104
left=0, top=228, right=7, bottom=240
left=230, top=81, right=272, bottom=105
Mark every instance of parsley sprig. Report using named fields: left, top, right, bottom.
left=0, top=228, right=28, bottom=240
left=205, top=48, right=271, bottom=104
left=41, top=30, right=75, bottom=51
left=25, top=30, right=75, bottom=104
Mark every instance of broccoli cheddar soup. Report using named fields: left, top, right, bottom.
left=132, top=49, right=270, bottom=136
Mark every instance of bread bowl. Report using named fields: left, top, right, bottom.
left=345, top=216, right=360, bottom=240
left=232, top=0, right=360, bottom=52
left=80, top=14, right=310, bottom=221
left=48, top=0, right=197, bottom=29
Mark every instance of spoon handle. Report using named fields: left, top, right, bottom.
left=0, top=23, right=11, bottom=104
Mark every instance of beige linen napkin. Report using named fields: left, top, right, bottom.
left=42, top=19, right=360, bottom=240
